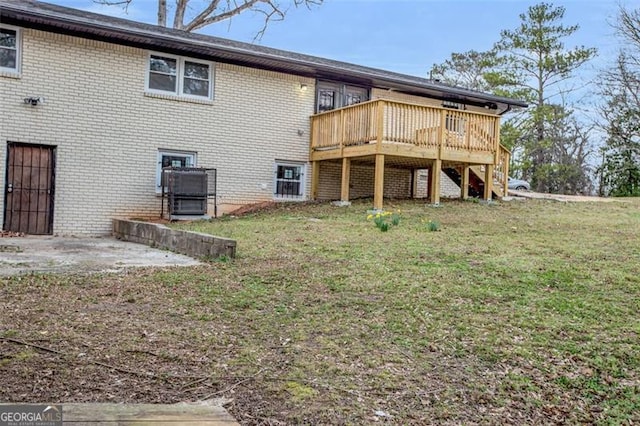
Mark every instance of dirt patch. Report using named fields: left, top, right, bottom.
left=227, top=201, right=278, bottom=216
left=1, top=230, right=25, bottom=238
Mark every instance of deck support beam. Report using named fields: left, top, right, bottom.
left=373, top=154, right=385, bottom=210
left=429, top=159, right=441, bottom=205
left=484, top=164, right=494, bottom=201
left=340, top=158, right=351, bottom=202
left=460, top=165, right=470, bottom=200
left=311, top=161, right=320, bottom=200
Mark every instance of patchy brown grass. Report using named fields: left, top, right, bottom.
left=1, top=198, right=639, bottom=425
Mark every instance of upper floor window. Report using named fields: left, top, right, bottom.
left=316, top=81, right=369, bottom=113
left=147, top=53, right=213, bottom=99
left=0, top=25, right=20, bottom=74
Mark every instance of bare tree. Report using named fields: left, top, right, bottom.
left=96, top=0, right=322, bottom=38
left=596, top=6, right=640, bottom=196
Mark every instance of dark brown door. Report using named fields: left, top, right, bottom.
left=3, top=143, right=56, bottom=234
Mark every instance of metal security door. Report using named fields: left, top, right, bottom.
left=3, top=143, right=56, bottom=234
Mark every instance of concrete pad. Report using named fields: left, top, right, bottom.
left=0, top=236, right=200, bottom=276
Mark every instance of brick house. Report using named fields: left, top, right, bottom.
left=0, top=0, right=526, bottom=235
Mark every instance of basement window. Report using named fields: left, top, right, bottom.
left=147, top=53, right=213, bottom=99
left=0, top=25, right=20, bottom=74
left=157, top=149, right=196, bottom=191
left=274, top=162, right=305, bottom=199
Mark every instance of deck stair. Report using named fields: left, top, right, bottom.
left=442, top=166, right=506, bottom=199
left=442, top=167, right=482, bottom=198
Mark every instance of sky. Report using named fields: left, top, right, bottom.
left=47, top=0, right=628, bottom=109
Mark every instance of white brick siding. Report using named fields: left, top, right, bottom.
left=0, top=28, right=315, bottom=234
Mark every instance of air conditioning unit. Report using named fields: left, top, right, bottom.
left=170, top=197, right=207, bottom=215
left=172, top=171, right=207, bottom=197
left=164, top=168, right=208, bottom=216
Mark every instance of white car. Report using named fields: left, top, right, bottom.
left=508, top=177, right=530, bottom=191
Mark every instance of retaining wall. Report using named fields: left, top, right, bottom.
left=113, top=219, right=236, bottom=260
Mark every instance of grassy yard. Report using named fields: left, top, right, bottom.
left=1, top=198, right=639, bottom=424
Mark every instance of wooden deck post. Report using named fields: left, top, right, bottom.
left=460, top=165, right=470, bottom=200
left=429, top=159, right=441, bottom=205
left=311, top=161, right=320, bottom=200
left=374, top=154, right=385, bottom=210
left=376, top=100, right=385, bottom=152
left=411, top=169, right=419, bottom=199
left=340, top=158, right=351, bottom=202
left=339, top=108, right=345, bottom=157
left=484, top=163, right=494, bottom=201
left=438, top=110, right=446, bottom=160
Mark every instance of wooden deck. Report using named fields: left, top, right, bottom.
left=309, top=99, right=511, bottom=209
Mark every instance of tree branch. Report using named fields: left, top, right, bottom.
left=173, top=0, right=190, bottom=29
left=182, top=0, right=222, bottom=31
left=185, top=0, right=262, bottom=32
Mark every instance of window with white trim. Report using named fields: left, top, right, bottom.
left=274, top=162, right=305, bottom=199
left=157, top=150, right=196, bottom=191
left=147, top=53, right=213, bottom=99
left=0, top=25, right=20, bottom=74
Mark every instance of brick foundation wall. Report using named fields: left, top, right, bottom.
left=317, top=163, right=461, bottom=200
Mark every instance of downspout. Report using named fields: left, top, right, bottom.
left=497, top=104, right=512, bottom=188
left=498, top=104, right=512, bottom=116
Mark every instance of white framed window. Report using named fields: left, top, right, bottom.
left=274, top=161, right=305, bottom=200
left=147, top=52, right=213, bottom=99
left=0, top=24, right=21, bottom=74
left=157, top=149, right=196, bottom=191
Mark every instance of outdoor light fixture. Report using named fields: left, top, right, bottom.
left=299, top=83, right=308, bottom=92
left=24, top=96, right=44, bottom=106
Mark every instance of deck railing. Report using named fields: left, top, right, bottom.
left=311, top=99, right=501, bottom=156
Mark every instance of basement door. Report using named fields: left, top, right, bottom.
left=3, top=143, right=56, bottom=234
